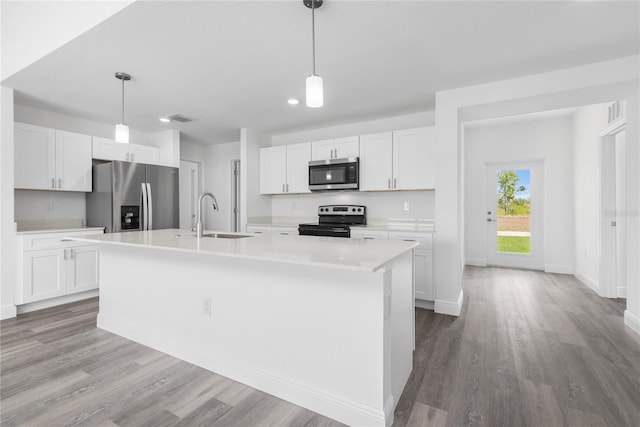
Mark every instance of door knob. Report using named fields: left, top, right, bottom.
left=487, top=218, right=493, bottom=222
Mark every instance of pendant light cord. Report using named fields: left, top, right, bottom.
left=121, top=76, right=125, bottom=125
left=311, top=0, right=316, bottom=75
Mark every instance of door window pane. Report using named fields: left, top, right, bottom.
left=496, top=169, right=530, bottom=253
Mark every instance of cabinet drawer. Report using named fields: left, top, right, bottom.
left=271, top=226, right=299, bottom=235
left=246, top=226, right=272, bottom=234
left=21, top=230, right=104, bottom=251
left=350, top=229, right=389, bottom=240
left=388, top=231, right=432, bottom=249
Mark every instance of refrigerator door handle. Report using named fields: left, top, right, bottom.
left=141, top=182, right=148, bottom=231
left=146, top=182, right=153, bottom=230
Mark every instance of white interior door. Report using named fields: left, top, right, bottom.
left=486, top=161, right=544, bottom=269
left=179, top=160, right=199, bottom=230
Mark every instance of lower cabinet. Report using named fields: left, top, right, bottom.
left=18, top=230, right=102, bottom=305
left=351, top=229, right=434, bottom=302
left=246, top=225, right=298, bottom=235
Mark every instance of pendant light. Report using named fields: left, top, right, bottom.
left=304, top=0, right=323, bottom=108
left=114, top=72, right=131, bottom=143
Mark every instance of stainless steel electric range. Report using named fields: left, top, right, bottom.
left=298, top=205, right=366, bottom=238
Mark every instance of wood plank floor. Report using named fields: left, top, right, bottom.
left=2, top=266, right=640, bottom=426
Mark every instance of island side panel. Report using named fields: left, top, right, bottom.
left=96, top=243, right=407, bottom=427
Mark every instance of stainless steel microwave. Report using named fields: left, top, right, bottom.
left=308, top=157, right=359, bottom=191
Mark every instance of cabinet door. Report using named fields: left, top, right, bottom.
left=393, top=127, right=434, bottom=190
left=129, top=144, right=160, bottom=165
left=56, top=130, right=92, bottom=191
left=286, top=142, right=311, bottom=193
left=360, top=132, right=393, bottom=191
left=67, top=246, right=100, bottom=294
left=92, top=137, right=128, bottom=161
left=22, top=249, right=67, bottom=303
left=350, top=229, right=389, bottom=240
left=14, top=123, right=56, bottom=190
left=311, top=139, right=334, bottom=161
left=260, top=146, right=287, bottom=194
left=334, top=136, right=359, bottom=158
left=413, top=248, right=434, bottom=301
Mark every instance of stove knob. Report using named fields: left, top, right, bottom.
left=358, top=208, right=362, bottom=212
left=352, top=208, right=356, bottom=212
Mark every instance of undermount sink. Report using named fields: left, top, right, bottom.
left=176, top=233, right=253, bottom=239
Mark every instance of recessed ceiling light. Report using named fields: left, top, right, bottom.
left=287, top=98, right=300, bottom=105
left=159, top=117, right=171, bottom=123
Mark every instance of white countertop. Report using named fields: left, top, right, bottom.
left=16, top=227, right=105, bottom=235
left=71, top=228, right=417, bottom=272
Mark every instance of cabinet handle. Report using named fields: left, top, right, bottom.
left=403, top=239, right=416, bottom=242
left=286, top=183, right=289, bottom=192
left=51, top=178, right=55, bottom=188
left=363, top=237, right=374, bottom=240
left=58, top=178, right=62, bottom=189
left=388, top=178, right=391, bottom=189
left=282, top=184, right=285, bottom=193
left=63, top=249, right=67, bottom=260
left=394, top=178, right=397, bottom=189
left=332, top=148, right=336, bottom=158
left=69, top=249, right=74, bottom=260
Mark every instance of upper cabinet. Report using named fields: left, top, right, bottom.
left=15, top=123, right=92, bottom=192
left=260, top=142, right=311, bottom=195
left=360, top=127, right=434, bottom=191
left=310, top=136, right=359, bottom=161
left=93, top=137, right=160, bottom=165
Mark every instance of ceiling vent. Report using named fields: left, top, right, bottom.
left=167, top=114, right=196, bottom=123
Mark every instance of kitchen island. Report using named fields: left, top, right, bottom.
left=71, top=229, right=416, bottom=426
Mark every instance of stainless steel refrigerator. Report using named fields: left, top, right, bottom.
left=86, top=161, right=179, bottom=233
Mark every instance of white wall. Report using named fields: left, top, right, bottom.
left=572, top=103, right=610, bottom=291
left=0, top=87, right=16, bottom=319
left=1, top=1, right=133, bottom=80
left=14, top=190, right=86, bottom=223
left=203, top=142, right=240, bottom=232
left=464, top=114, right=575, bottom=272
left=271, top=191, right=434, bottom=221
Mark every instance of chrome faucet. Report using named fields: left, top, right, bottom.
left=196, top=192, right=219, bottom=238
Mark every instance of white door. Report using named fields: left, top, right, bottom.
left=360, top=132, right=393, bottom=191
left=259, top=146, right=286, bottom=194
left=393, top=127, right=434, bottom=190
left=56, top=130, right=92, bottom=191
left=179, top=160, right=200, bottom=230
left=486, top=161, right=544, bottom=269
left=67, top=246, right=100, bottom=294
left=334, top=136, right=359, bottom=158
left=14, top=123, right=56, bottom=190
left=286, top=142, right=311, bottom=193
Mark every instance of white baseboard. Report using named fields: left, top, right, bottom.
left=0, top=305, right=17, bottom=320
left=98, top=315, right=390, bottom=427
left=17, top=290, right=99, bottom=314
left=545, top=264, right=573, bottom=274
left=434, top=289, right=464, bottom=317
left=617, top=286, right=627, bottom=299
left=465, top=258, right=486, bottom=267
left=624, top=310, right=640, bottom=337
left=574, top=271, right=600, bottom=295
left=415, top=299, right=434, bottom=310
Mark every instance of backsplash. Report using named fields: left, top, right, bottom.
left=270, top=190, right=434, bottom=220
left=14, top=190, right=86, bottom=222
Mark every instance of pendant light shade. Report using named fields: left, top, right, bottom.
left=304, top=0, right=323, bottom=108
left=114, top=72, right=131, bottom=144
left=306, top=74, right=323, bottom=108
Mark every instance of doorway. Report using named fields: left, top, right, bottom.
left=486, top=161, right=544, bottom=269
left=179, top=160, right=200, bottom=230
left=600, top=120, right=627, bottom=298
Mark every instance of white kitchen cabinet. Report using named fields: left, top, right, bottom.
left=360, top=127, right=434, bottom=191
left=17, top=230, right=102, bottom=305
left=14, top=123, right=92, bottom=191
left=260, top=142, right=311, bottom=194
left=350, top=229, right=389, bottom=240
left=246, top=225, right=299, bottom=235
left=246, top=226, right=273, bottom=234
left=393, top=127, right=435, bottom=190
left=93, top=137, right=160, bottom=165
left=271, top=226, right=299, bottom=235
left=311, top=136, right=359, bottom=160
left=388, top=231, right=434, bottom=301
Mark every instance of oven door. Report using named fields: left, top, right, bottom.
left=308, top=158, right=359, bottom=191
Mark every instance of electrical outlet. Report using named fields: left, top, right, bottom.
left=45, top=201, right=55, bottom=213
left=403, top=202, right=410, bottom=211
left=202, top=296, right=212, bottom=316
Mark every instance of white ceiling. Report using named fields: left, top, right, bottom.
left=4, top=1, right=639, bottom=145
